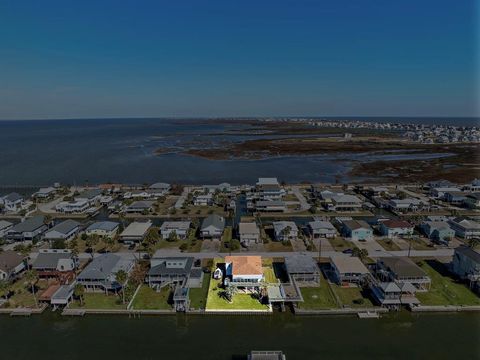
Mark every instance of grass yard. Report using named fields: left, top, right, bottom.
left=297, top=273, right=339, bottom=310
left=206, top=277, right=269, bottom=311
left=410, top=239, right=433, bottom=251
left=330, top=284, right=374, bottom=308
left=376, top=239, right=401, bottom=251
left=70, top=292, right=126, bottom=309
left=263, top=266, right=278, bottom=284
left=263, top=241, right=293, bottom=252
left=328, top=237, right=354, bottom=251
left=416, top=261, right=480, bottom=306
left=130, top=285, right=172, bottom=310
left=189, top=275, right=210, bottom=310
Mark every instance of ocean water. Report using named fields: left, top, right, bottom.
left=0, top=118, right=474, bottom=186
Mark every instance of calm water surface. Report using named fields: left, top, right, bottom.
left=0, top=312, right=479, bottom=360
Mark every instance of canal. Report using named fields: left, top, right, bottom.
left=0, top=311, right=478, bottom=359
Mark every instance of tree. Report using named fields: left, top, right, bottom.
left=85, top=235, right=99, bottom=257
left=115, top=270, right=128, bottom=304
left=0, top=280, right=11, bottom=299
left=281, top=226, right=292, bottom=240
left=74, top=283, right=85, bottom=306
left=168, top=230, right=178, bottom=242
left=43, top=214, right=53, bottom=227
left=352, top=248, right=369, bottom=261
left=24, top=270, right=38, bottom=308
left=468, top=238, right=480, bottom=249
left=221, top=284, right=238, bottom=303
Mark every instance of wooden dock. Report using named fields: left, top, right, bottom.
left=358, top=311, right=380, bottom=319
left=10, top=308, right=32, bottom=317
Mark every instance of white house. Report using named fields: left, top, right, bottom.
left=225, top=255, right=263, bottom=287
left=160, top=221, right=191, bottom=240
left=86, top=221, right=120, bottom=238
left=44, top=220, right=81, bottom=242
left=448, top=218, right=480, bottom=239
left=238, top=222, right=260, bottom=246
left=200, top=215, right=225, bottom=239
left=379, top=219, right=414, bottom=239
left=119, top=221, right=152, bottom=243
left=308, top=220, right=336, bottom=238
left=273, top=221, right=299, bottom=241
left=0, top=192, right=25, bottom=213
left=193, top=193, right=213, bottom=206
left=56, top=199, right=90, bottom=214
left=6, top=215, right=49, bottom=242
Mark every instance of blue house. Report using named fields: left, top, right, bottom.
left=341, top=220, right=373, bottom=241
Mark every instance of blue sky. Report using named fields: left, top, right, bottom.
left=0, top=0, right=478, bottom=119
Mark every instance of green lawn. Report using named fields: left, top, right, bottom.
left=410, top=239, right=433, bottom=251
left=297, top=274, right=339, bottom=310
left=376, top=239, right=401, bottom=251
left=263, top=241, right=293, bottom=252
left=328, top=237, right=354, bottom=251
left=416, top=262, right=480, bottom=306
left=330, top=284, right=374, bottom=308
left=263, top=267, right=278, bottom=284
left=1, top=279, right=49, bottom=309
left=70, top=292, right=126, bottom=309
left=189, top=276, right=210, bottom=310
left=206, top=278, right=269, bottom=311
left=130, top=285, right=172, bottom=310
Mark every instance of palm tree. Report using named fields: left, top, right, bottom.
left=281, top=226, right=292, bottom=241
left=468, top=238, right=480, bottom=249
left=0, top=280, right=11, bottom=299
left=74, top=283, right=85, bottom=306
left=24, top=270, right=38, bottom=308
left=115, top=270, right=128, bottom=304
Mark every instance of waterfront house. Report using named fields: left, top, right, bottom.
left=160, top=221, right=191, bottom=240
left=448, top=217, right=480, bottom=239
left=50, top=284, right=75, bottom=309
left=284, top=254, right=320, bottom=283
left=32, top=249, right=77, bottom=281
left=149, top=182, right=171, bottom=193
left=308, top=220, right=336, bottom=238
left=370, top=281, right=419, bottom=309
left=463, top=193, right=480, bottom=209
left=193, top=193, right=214, bottom=206
left=200, top=214, right=225, bottom=239
left=55, top=199, right=90, bottom=214
left=387, top=198, right=424, bottom=213
left=255, top=200, right=286, bottom=212
left=147, top=256, right=202, bottom=288
left=44, top=219, right=81, bottom=243
left=85, top=221, right=119, bottom=238
left=33, top=187, right=56, bottom=201
left=341, top=220, right=373, bottom=241
left=119, top=221, right=152, bottom=243
left=0, top=220, right=13, bottom=238
left=75, top=188, right=102, bottom=206
left=465, top=179, right=480, bottom=192
left=375, top=257, right=431, bottom=291
left=77, top=253, right=135, bottom=292
left=329, top=194, right=362, bottom=212
left=420, top=221, right=455, bottom=244
left=6, top=215, right=49, bottom=242
left=379, top=219, right=414, bottom=239
left=238, top=222, right=260, bottom=246
left=255, top=177, right=285, bottom=201
left=0, top=251, right=27, bottom=282
left=444, top=191, right=468, bottom=205
left=452, top=246, right=480, bottom=293
left=330, top=256, right=370, bottom=285
left=430, top=187, right=461, bottom=198
left=0, top=192, right=25, bottom=212
left=125, top=200, right=154, bottom=213
left=273, top=221, right=299, bottom=242
left=224, top=255, right=263, bottom=287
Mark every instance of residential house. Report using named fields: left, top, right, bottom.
left=33, top=187, right=56, bottom=200
left=75, top=188, right=102, bottom=206
left=463, top=193, right=480, bottom=209
left=308, top=220, right=336, bottom=238
left=255, top=200, right=286, bottom=212
left=273, top=221, right=299, bottom=242
left=329, top=194, right=362, bottom=212
left=379, top=219, right=414, bottom=239
left=55, top=199, right=90, bottom=213
left=464, top=179, right=480, bottom=192
left=329, top=256, right=370, bottom=285
left=160, top=221, right=191, bottom=240
left=370, top=281, right=419, bottom=309
left=452, top=246, right=480, bottom=293
left=44, top=220, right=81, bottom=243
left=376, top=257, right=431, bottom=291
left=6, top=215, right=49, bottom=242
left=238, top=222, right=260, bottom=246
left=77, top=253, right=135, bottom=292
left=149, top=182, right=171, bottom=193
left=200, top=214, right=225, bottom=239
left=147, top=256, right=202, bottom=288
left=341, top=220, right=373, bottom=241
left=32, top=249, right=77, bottom=280
left=125, top=200, right=154, bottom=214
left=0, top=192, right=25, bottom=212
left=448, top=217, right=480, bottom=239
left=420, top=221, right=455, bottom=244
left=430, top=187, right=461, bottom=198
left=284, top=254, right=320, bottom=283
left=387, top=198, right=424, bottom=213
left=0, top=220, right=13, bottom=238
left=0, top=251, right=27, bottom=281
left=224, top=255, right=263, bottom=287
left=119, top=221, right=152, bottom=243
left=193, top=193, right=213, bottom=206
left=444, top=191, right=468, bottom=205
left=86, top=221, right=119, bottom=238
left=256, top=177, right=285, bottom=201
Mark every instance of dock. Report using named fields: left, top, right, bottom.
left=10, top=308, right=32, bottom=317
left=358, top=311, right=380, bottom=319
left=62, top=309, right=86, bottom=316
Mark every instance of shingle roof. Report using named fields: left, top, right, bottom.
left=201, top=214, right=225, bottom=230
left=78, top=254, right=131, bottom=281
left=379, top=257, right=427, bottom=278
left=330, top=256, right=369, bottom=274
left=47, top=219, right=80, bottom=235
left=239, top=222, right=259, bottom=235
left=455, top=246, right=480, bottom=263
left=342, top=220, right=371, bottom=231
left=3, top=192, right=23, bottom=202
left=86, top=221, right=119, bottom=232
left=148, top=257, right=193, bottom=276
left=285, top=254, right=319, bottom=274
left=11, top=216, right=46, bottom=233
left=32, top=251, right=72, bottom=269
left=381, top=219, right=413, bottom=229
left=0, top=251, right=25, bottom=272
